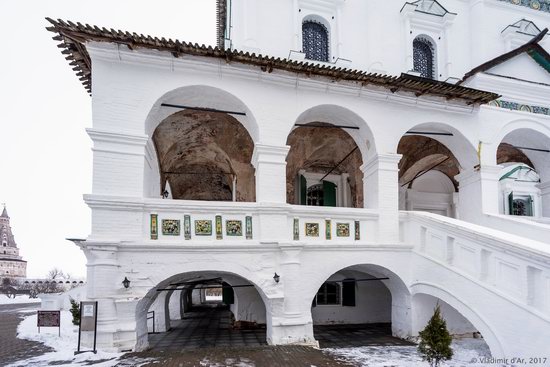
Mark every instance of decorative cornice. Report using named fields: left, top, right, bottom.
left=488, top=99, right=550, bottom=116
left=496, top=0, right=550, bottom=13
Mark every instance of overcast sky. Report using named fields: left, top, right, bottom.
left=0, top=1, right=215, bottom=278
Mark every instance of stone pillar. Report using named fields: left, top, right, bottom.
left=252, top=144, right=290, bottom=242
left=84, top=244, right=120, bottom=351
left=361, top=154, right=402, bottom=243
left=455, top=165, right=501, bottom=222
left=536, top=181, right=550, bottom=218
left=267, top=243, right=316, bottom=346
left=280, top=244, right=303, bottom=316
left=87, top=129, right=148, bottom=197
left=252, top=143, right=290, bottom=203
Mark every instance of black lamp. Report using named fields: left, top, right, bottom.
left=273, top=273, right=280, bottom=283
left=122, top=277, right=131, bottom=289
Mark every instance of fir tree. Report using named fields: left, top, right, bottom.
left=69, top=298, right=80, bottom=326
left=418, top=304, right=453, bottom=367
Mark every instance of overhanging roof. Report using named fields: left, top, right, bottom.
left=460, top=28, right=550, bottom=84
left=46, top=18, right=498, bottom=105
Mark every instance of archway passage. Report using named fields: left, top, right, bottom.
left=286, top=123, right=364, bottom=208
left=495, top=129, right=550, bottom=217
left=138, top=271, right=267, bottom=351
left=398, top=135, right=460, bottom=217
left=412, top=293, right=494, bottom=359
left=311, top=265, right=413, bottom=348
left=153, top=109, right=256, bottom=201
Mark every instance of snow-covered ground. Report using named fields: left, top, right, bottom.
left=325, top=338, right=507, bottom=367
left=0, top=294, right=41, bottom=305
left=8, top=310, right=153, bottom=367
left=10, top=309, right=504, bottom=367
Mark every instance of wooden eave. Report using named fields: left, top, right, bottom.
left=460, top=28, right=549, bottom=84
left=46, top=18, right=499, bottom=104
left=216, top=0, right=227, bottom=49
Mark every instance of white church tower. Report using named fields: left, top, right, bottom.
left=47, top=0, right=550, bottom=358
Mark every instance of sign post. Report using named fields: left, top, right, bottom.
left=75, top=301, right=98, bottom=354
left=37, top=310, right=61, bottom=336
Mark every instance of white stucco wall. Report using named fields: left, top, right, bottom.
left=312, top=277, right=391, bottom=325
left=68, top=1, right=550, bottom=359
left=413, top=293, right=477, bottom=336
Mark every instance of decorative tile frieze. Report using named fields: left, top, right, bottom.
left=325, top=220, right=332, bottom=240
left=337, top=223, right=350, bottom=237
left=226, top=220, right=243, bottom=236
left=305, top=223, right=320, bottom=237
left=215, top=215, right=223, bottom=240
left=497, top=0, right=550, bottom=13
left=488, top=99, right=550, bottom=116
left=354, top=221, right=360, bottom=240
left=195, top=220, right=212, bottom=236
left=162, top=219, right=180, bottom=236
left=184, top=215, right=191, bottom=240
left=150, top=214, right=158, bottom=240
left=245, top=216, right=253, bottom=240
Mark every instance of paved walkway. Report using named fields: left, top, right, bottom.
left=124, top=305, right=413, bottom=366
left=314, top=323, right=415, bottom=348
left=148, top=304, right=266, bottom=351
left=0, top=303, right=52, bottom=366
left=119, top=345, right=357, bottom=367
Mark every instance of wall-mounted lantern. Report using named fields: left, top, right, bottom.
left=122, top=277, right=131, bottom=289
left=273, top=273, right=280, bottom=283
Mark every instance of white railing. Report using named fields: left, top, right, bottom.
left=401, top=211, right=550, bottom=316
left=85, top=195, right=380, bottom=245
left=476, top=213, right=550, bottom=244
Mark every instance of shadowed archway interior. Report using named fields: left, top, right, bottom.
left=398, top=135, right=460, bottom=190
left=496, top=143, right=534, bottom=167
left=153, top=109, right=255, bottom=201
left=285, top=123, right=364, bottom=207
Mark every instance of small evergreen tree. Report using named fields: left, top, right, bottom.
left=418, top=304, right=453, bottom=367
left=69, top=298, right=80, bottom=326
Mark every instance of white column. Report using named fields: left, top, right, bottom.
left=252, top=144, right=290, bottom=242
left=536, top=181, right=550, bottom=218
left=280, top=244, right=303, bottom=316
left=252, top=143, right=290, bottom=203
left=455, top=165, right=501, bottom=222
left=87, top=129, right=149, bottom=197
left=84, top=244, right=120, bottom=351
left=361, top=153, right=402, bottom=243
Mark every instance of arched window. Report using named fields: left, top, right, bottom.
left=302, top=21, right=329, bottom=62
left=413, top=36, right=436, bottom=79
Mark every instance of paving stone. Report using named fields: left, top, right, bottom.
left=0, top=303, right=54, bottom=366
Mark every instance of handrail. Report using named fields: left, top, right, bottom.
left=402, top=211, right=550, bottom=264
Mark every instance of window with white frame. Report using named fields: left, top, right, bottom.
left=302, top=20, right=329, bottom=62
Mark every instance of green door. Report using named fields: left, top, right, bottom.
left=222, top=282, right=234, bottom=305
left=299, top=175, right=307, bottom=205
left=323, top=180, right=336, bottom=207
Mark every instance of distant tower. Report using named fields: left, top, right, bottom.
left=0, top=206, right=27, bottom=278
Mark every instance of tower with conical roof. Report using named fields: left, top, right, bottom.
left=0, top=206, right=27, bottom=278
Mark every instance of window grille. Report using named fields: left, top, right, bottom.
left=413, top=37, right=435, bottom=79
left=316, top=282, right=340, bottom=305
left=302, top=21, right=329, bottom=62
left=307, top=184, right=324, bottom=206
